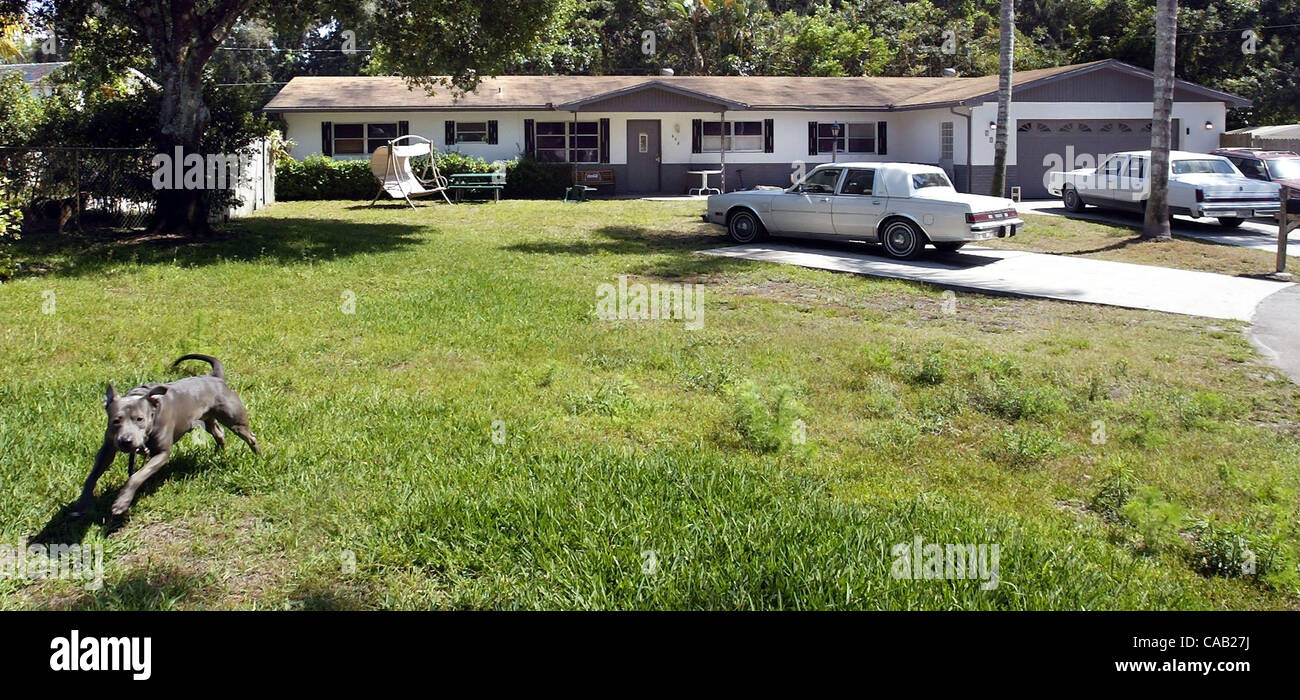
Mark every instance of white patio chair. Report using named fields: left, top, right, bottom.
left=368, top=135, right=452, bottom=208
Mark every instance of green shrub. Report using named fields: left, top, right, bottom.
left=1121, top=486, right=1189, bottom=553
left=504, top=155, right=572, bottom=198
left=275, top=155, right=375, bottom=200
left=276, top=152, right=573, bottom=200
left=728, top=381, right=805, bottom=454
left=909, top=349, right=947, bottom=386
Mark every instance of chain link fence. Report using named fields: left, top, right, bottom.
left=0, top=146, right=156, bottom=231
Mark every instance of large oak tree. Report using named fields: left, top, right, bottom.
left=35, top=0, right=560, bottom=234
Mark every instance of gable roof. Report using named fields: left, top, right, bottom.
left=263, top=60, right=1249, bottom=113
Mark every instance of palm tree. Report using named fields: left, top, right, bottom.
left=990, top=0, right=1014, bottom=197
left=1143, top=0, right=1177, bottom=241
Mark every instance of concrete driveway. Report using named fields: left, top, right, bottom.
left=699, top=241, right=1293, bottom=322
left=1017, top=199, right=1300, bottom=257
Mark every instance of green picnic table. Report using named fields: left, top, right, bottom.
left=447, top=172, right=505, bottom=202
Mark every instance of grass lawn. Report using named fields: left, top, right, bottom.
left=983, top=211, right=1282, bottom=277
left=1, top=199, right=1297, bottom=610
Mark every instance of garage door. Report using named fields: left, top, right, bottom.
left=1016, top=119, right=1172, bottom=199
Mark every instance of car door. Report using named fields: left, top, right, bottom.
left=1112, top=154, right=1148, bottom=209
left=832, top=168, right=886, bottom=238
left=769, top=167, right=842, bottom=236
left=1098, top=154, right=1129, bottom=206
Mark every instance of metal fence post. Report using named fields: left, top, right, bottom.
left=1280, top=188, right=1292, bottom=275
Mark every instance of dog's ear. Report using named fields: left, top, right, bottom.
left=105, top=383, right=118, bottom=408
left=146, top=385, right=168, bottom=408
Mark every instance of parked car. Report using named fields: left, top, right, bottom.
left=702, top=162, right=1022, bottom=259
left=1047, top=150, right=1281, bottom=228
left=1211, top=147, right=1300, bottom=214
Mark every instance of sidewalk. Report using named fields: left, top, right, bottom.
left=699, top=242, right=1293, bottom=322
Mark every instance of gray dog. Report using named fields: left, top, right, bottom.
left=73, top=354, right=259, bottom=517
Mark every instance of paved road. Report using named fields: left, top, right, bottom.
left=700, top=242, right=1293, bottom=321
left=1249, top=285, right=1300, bottom=384
left=1016, top=199, right=1300, bottom=257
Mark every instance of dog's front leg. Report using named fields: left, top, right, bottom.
left=110, top=449, right=171, bottom=516
left=127, top=452, right=136, bottom=478
left=71, top=440, right=117, bottom=516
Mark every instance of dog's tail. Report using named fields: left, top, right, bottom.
left=172, top=354, right=225, bottom=380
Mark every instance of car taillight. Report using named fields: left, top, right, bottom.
left=1195, top=188, right=1204, bottom=202
left=967, top=208, right=1016, bottom=224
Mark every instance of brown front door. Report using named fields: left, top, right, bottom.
left=626, top=120, right=661, bottom=193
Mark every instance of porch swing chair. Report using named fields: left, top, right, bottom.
left=368, top=135, right=452, bottom=208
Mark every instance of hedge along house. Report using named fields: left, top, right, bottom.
left=263, top=59, right=1248, bottom=198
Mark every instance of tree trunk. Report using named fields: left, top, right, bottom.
left=990, top=0, right=1014, bottom=198
left=150, top=57, right=213, bottom=234
left=1143, top=0, right=1177, bottom=241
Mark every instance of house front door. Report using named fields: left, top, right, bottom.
left=626, top=120, right=661, bottom=193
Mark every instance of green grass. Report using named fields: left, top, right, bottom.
left=1, top=199, right=1298, bottom=609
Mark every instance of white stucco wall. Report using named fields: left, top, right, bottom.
left=280, top=109, right=965, bottom=170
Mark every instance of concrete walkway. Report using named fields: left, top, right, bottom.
left=1249, top=285, right=1300, bottom=383
left=699, top=242, right=1293, bottom=321
left=1016, top=199, right=1300, bottom=257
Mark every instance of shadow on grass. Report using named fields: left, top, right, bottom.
left=9, top=216, right=427, bottom=279
left=31, top=452, right=215, bottom=546
left=505, top=224, right=999, bottom=278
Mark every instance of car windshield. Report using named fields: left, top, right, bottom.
left=911, top=172, right=952, bottom=189
left=1171, top=159, right=1235, bottom=175
left=1266, top=157, right=1300, bottom=179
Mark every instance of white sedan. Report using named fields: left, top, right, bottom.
left=1047, top=150, right=1281, bottom=227
left=702, top=162, right=1022, bottom=259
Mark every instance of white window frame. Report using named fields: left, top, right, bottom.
left=940, top=121, right=954, bottom=161
left=817, top=122, right=876, bottom=154
left=702, top=121, right=765, bottom=152
left=535, top=121, right=601, bottom=164
left=454, top=121, right=489, bottom=143
left=333, top=122, right=399, bottom=155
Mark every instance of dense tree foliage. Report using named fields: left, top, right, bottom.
left=501, top=0, right=1297, bottom=127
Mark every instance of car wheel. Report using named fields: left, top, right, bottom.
left=933, top=241, right=967, bottom=254
left=1062, top=186, right=1086, bottom=213
left=1217, top=217, right=1245, bottom=228
left=727, top=210, right=766, bottom=244
left=881, top=219, right=926, bottom=260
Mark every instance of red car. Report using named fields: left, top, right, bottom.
left=1211, top=147, right=1300, bottom=214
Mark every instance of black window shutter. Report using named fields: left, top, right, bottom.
left=487, top=120, right=498, bottom=145
left=877, top=121, right=887, bottom=155
left=691, top=119, right=702, bottom=153
left=321, top=121, right=333, bottom=157
left=763, top=118, right=774, bottom=153
left=444, top=120, right=456, bottom=146
left=523, top=119, right=535, bottom=156
left=598, top=118, right=610, bottom=163
left=808, top=122, right=818, bottom=156
left=398, top=121, right=409, bottom=137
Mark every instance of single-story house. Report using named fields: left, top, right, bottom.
left=0, top=61, right=157, bottom=99
left=263, top=59, right=1248, bottom=198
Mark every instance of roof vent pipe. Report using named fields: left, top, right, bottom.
left=942, top=68, right=958, bottom=78
left=659, top=67, right=675, bottom=76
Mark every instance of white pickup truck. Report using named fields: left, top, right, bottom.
left=1047, top=150, right=1281, bottom=228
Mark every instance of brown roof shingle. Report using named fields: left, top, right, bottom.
left=263, top=60, right=1245, bottom=112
